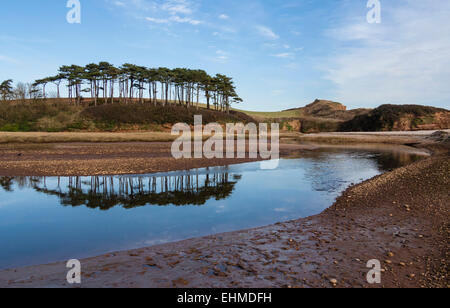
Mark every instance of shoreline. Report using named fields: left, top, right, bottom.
left=0, top=132, right=448, bottom=288
left=0, top=130, right=441, bottom=177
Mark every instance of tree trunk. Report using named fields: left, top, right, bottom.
left=110, top=80, right=114, bottom=104
left=165, top=83, right=169, bottom=106
left=196, top=86, right=199, bottom=110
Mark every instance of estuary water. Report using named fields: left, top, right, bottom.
left=0, top=148, right=423, bottom=269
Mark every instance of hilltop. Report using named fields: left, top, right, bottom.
left=238, top=100, right=450, bottom=133
left=238, top=99, right=371, bottom=133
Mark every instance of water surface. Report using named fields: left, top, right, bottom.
left=0, top=148, right=423, bottom=269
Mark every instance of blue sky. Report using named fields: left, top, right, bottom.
left=0, top=0, right=449, bottom=111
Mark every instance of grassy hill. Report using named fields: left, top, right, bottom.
left=235, top=99, right=372, bottom=133
left=0, top=100, right=254, bottom=132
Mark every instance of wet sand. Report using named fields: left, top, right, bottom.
left=0, top=132, right=448, bottom=288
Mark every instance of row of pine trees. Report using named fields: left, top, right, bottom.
left=24, top=62, right=242, bottom=112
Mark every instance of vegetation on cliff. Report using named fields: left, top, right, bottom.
left=340, top=104, right=450, bottom=132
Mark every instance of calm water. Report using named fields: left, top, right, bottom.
left=0, top=149, right=423, bottom=269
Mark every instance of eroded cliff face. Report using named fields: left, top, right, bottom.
left=280, top=120, right=302, bottom=132
left=390, top=111, right=450, bottom=131
left=432, top=112, right=450, bottom=129
left=277, top=100, right=371, bottom=133
left=266, top=101, right=449, bottom=133
left=341, top=104, right=450, bottom=132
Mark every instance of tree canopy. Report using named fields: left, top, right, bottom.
left=0, top=80, right=14, bottom=100
left=29, top=63, right=242, bottom=112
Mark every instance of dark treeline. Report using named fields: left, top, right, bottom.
left=3, top=62, right=243, bottom=113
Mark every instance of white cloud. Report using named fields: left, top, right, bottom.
left=162, top=0, right=193, bottom=15
left=111, top=0, right=156, bottom=11
left=113, top=0, right=203, bottom=26
left=145, top=15, right=201, bottom=26
left=324, top=0, right=450, bottom=108
left=114, top=1, right=125, bottom=7
left=219, top=14, right=229, bottom=20
left=0, top=55, right=19, bottom=64
left=214, top=50, right=229, bottom=62
left=272, top=53, right=294, bottom=59
left=255, top=25, right=279, bottom=40
left=145, top=17, right=169, bottom=24
left=170, top=15, right=202, bottom=25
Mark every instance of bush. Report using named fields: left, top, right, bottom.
left=300, top=119, right=340, bottom=133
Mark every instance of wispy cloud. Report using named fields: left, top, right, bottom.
left=145, top=15, right=201, bottom=25
left=271, top=52, right=294, bottom=59
left=162, top=0, right=193, bottom=15
left=255, top=25, right=279, bottom=40
left=324, top=0, right=450, bottom=107
left=0, top=54, right=19, bottom=64
left=110, top=0, right=156, bottom=11
left=170, top=15, right=202, bottom=25
left=145, top=17, right=169, bottom=24
left=111, top=0, right=203, bottom=26
left=113, top=1, right=126, bottom=7
left=214, top=50, right=229, bottom=62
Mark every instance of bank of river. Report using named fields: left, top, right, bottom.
left=0, top=132, right=448, bottom=288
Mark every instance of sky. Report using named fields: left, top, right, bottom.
left=0, top=0, right=449, bottom=111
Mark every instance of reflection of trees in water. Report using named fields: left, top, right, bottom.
left=0, top=168, right=241, bottom=210
left=0, top=177, right=14, bottom=191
